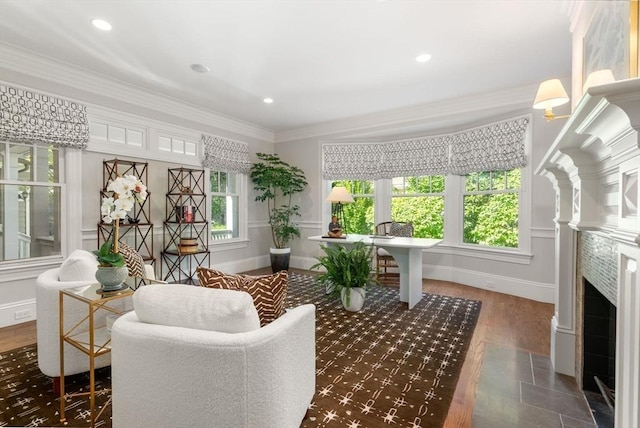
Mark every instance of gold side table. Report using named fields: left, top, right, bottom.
left=59, top=277, right=158, bottom=427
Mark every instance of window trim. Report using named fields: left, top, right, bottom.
left=206, top=168, right=248, bottom=246
left=0, top=141, right=75, bottom=265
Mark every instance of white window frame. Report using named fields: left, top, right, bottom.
left=0, top=141, right=74, bottom=266
left=390, top=174, right=446, bottom=239
left=206, top=168, right=249, bottom=250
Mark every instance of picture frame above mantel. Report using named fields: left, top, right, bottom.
left=582, top=0, right=639, bottom=95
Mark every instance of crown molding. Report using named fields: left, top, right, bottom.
left=274, top=83, right=541, bottom=143
left=0, top=43, right=275, bottom=143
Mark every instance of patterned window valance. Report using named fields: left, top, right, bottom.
left=322, top=143, right=385, bottom=180
left=322, top=116, right=529, bottom=180
left=0, top=84, right=89, bottom=149
left=448, top=117, right=529, bottom=175
left=382, top=136, right=449, bottom=177
left=201, top=134, right=251, bottom=174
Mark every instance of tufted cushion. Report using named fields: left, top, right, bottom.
left=119, top=242, right=146, bottom=278
left=390, top=222, right=414, bottom=237
left=133, top=284, right=260, bottom=333
left=59, top=249, right=98, bottom=282
left=197, top=267, right=288, bottom=326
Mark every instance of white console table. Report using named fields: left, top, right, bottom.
left=309, top=234, right=442, bottom=309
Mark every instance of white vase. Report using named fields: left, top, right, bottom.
left=340, top=287, right=366, bottom=312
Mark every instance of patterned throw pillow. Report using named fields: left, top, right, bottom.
left=197, top=267, right=288, bottom=326
left=118, top=242, right=147, bottom=278
left=390, top=222, right=414, bottom=237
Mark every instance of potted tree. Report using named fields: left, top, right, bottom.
left=250, top=152, right=308, bottom=272
left=310, top=241, right=377, bottom=311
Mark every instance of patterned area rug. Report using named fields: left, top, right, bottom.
left=0, top=273, right=480, bottom=427
left=289, top=274, right=481, bottom=428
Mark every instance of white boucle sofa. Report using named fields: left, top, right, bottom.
left=111, top=284, right=316, bottom=428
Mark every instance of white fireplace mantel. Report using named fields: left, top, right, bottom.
left=535, top=78, right=639, bottom=428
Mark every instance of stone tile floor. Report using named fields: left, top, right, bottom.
left=472, top=343, right=597, bottom=428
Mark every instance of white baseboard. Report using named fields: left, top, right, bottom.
left=550, top=315, right=576, bottom=376
left=209, top=255, right=270, bottom=274
left=295, top=256, right=554, bottom=303
left=291, top=256, right=320, bottom=271
left=425, top=263, right=554, bottom=303
left=0, top=299, right=36, bottom=328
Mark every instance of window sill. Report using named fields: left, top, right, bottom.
left=428, top=244, right=533, bottom=265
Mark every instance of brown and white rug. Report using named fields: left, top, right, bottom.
left=289, top=273, right=481, bottom=428
left=0, top=273, right=480, bottom=427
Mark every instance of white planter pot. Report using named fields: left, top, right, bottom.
left=340, top=287, right=366, bottom=312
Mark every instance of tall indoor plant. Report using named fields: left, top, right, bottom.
left=311, top=242, right=377, bottom=311
left=250, top=152, right=308, bottom=272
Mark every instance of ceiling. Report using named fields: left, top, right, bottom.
left=0, top=1, right=573, bottom=134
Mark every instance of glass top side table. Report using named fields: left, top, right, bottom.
left=58, top=276, right=163, bottom=426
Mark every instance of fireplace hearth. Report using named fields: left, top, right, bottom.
left=582, top=279, right=616, bottom=394
left=582, top=279, right=615, bottom=427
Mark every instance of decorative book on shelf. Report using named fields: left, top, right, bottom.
left=97, top=159, right=155, bottom=274
left=161, top=167, right=210, bottom=284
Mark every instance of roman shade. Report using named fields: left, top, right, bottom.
left=0, top=84, right=90, bottom=148
left=448, top=117, right=529, bottom=175
left=322, top=116, right=529, bottom=179
left=201, top=134, right=251, bottom=174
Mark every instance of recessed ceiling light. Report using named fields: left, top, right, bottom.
left=91, top=19, right=112, bottom=31
left=415, top=53, right=432, bottom=63
left=263, top=98, right=274, bottom=104
left=190, top=64, right=210, bottom=73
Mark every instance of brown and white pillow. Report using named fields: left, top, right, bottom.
left=119, top=242, right=147, bottom=278
left=197, top=267, right=288, bottom=326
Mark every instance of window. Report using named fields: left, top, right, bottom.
left=463, top=169, right=520, bottom=248
left=0, top=142, right=62, bottom=261
left=209, top=170, right=239, bottom=241
left=391, top=175, right=445, bottom=239
left=331, top=180, right=375, bottom=234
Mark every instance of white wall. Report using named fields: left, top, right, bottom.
left=278, top=103, right=560, bottom=304
left=0, top=50, right=277, bottom=326
left=0, top=46, right=561, bottom=327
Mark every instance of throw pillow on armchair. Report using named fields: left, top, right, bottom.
left=196, top=267, right=287, bottom=326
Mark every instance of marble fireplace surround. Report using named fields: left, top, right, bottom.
left=536, top=78, right=639, bottom=428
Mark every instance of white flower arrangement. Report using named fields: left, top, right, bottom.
left=101, top=175, right=148, bottom=224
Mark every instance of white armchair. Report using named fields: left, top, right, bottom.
left=111, top=284, right=316, bottom=428
left=35, top=249, right=157, bottom=390
left=35, top=250, right=112, bottom=389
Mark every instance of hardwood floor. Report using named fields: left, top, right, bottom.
left=0, top=320, right=36, bottom=353
left=0, top=270, right=554, bottom=428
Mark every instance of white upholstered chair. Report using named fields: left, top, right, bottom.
left=111, top=284, right=316, bottom=428
left=35, top=249, right=156, bottom=391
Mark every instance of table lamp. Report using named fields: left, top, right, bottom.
left=326, top=186, right=354, bottom=234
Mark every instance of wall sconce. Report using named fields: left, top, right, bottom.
left=326, top=186, right=354, bottom=234
left=533, top=78, right=570, bottom=121
left=583, top=69, right=615, bottom=93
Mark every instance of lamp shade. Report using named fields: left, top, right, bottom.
left=533, top=79, right=570, bottom=110
left=326, top=186, right=354, bottom=203
left=583, top=69, right=615, bottom=92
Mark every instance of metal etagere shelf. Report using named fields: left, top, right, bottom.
left=97, top=159, right=155, bottom=283
left=161, top=167, right=210, bottom=284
